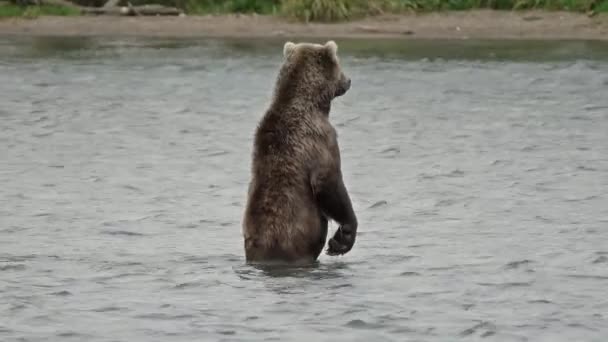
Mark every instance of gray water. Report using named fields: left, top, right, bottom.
left=1, top=36, right=608, bottom=342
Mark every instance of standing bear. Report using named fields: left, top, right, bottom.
left=242, top=40, right=358, bottom=264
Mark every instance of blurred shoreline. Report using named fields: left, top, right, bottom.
left=0, top=10, right=607, bottom=41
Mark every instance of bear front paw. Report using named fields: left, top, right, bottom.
left=326, top=228, right=355, bottom=256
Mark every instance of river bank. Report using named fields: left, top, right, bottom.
left=0, top=10, right=607, bottom=40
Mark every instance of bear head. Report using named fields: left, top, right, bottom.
left=274, top=40, right=351, bottom=106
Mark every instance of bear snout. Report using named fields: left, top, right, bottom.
left=335, top=77, right=351, bottom=97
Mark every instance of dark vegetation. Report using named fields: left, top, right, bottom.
left=1, top=0, right=607, bottom=20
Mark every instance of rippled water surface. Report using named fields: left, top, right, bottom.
left=1, top=37, right=608, bottom=341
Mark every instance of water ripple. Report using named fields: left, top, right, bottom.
left=1, top=36, right=607, bottom=342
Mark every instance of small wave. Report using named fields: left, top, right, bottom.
left=34, top=82, right=54, bottom=88
left=521, top=145, right=538, bottom=152
left=369, top=200, right=388, bottom=209
left=217, top=330, right=236, bottom=335
left=335, top=116, right=360, bottom=127
left=419, top=169, right=465, bottom=179
left=32, top=132, right=54, bottom=138
left=0, top=264, right=26, bottom=271
left=535, top=215, right=553, bottom=223
left=576, top=166, right=597, bottom=171
left=566, top=322, right=594, bottom=330
left=592, top=256, right=608, bottom=264
left=491, top=159, right=512, bottom=166
left=344, top=319, right=385, bottom=329
left=412, top=209, right=439, bottom=217
left=393, top=326, right=427, bottom=334
left=569, top=115, right=591, bottom=121
left=0, top=254, right=40, bottom=262
left=564, top=195, right=599, bottom=202
left=9, top=304, right=26, bottom=313
left=459, top=321, right=497, bottom=337
left=399, top=271, right=420, bottom=277
left=427, top=266, right=457, bottom=271
left=179, top=223, right=199, bottom=229
left=96, top=261, right=144, bottom=271
left=408, top=290, right=453, bottom=298
left=56, top=331, right=84, bottom=337
left=101, top=230, right=145, bottom=237
left=504, top=260, right=533, bottom=269
left=408, top=244, right=437, bottom=248
left=134, top=313, right=196, bottom=320
left=32, top=212, right=52, bottom=217
left=435, top=199, right=457, bottom=207
left=50, top=290, right=72, bottom=296
left=476, top=281, right=534, bottom=288
left=122, top=184, right=143, bottom=192
left=380, top=147, right=400, bottom=155
left=182, top=253, right=241, bottom=264
left=173, top=105, right=192, bottom=114
left=584, top=105, right=608, bottom=112
left=93, top=306, right=126, bottom=312
left=564, top=274, right=608, bottom=280
left=0, top=226, right=28, bottom=233
left=92, top=272, right=148, bottom=282
left=373, top=254, right=417, bottom=263
left=174, top=281, right=203, bottom=289
left=205, top=150, right=229, bottom=157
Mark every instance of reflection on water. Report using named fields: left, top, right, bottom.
left=2, top=35, right=608, bottom=61
left=236, top=260, right=353, bottom=280
left=1, top=36, right=607, bottom=341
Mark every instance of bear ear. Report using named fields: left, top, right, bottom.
left=324, top=40, right=338, bottom=62
left=283, top=41, right=296, bottom=58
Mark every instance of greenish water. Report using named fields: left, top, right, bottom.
left=2, top=36, right=608, bottom=62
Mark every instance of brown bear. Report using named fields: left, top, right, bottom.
left=242, top=40, right=358, bottom=264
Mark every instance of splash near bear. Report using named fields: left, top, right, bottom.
left=242, top=40, right=358, bottom=264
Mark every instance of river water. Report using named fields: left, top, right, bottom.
left=1, top=37, right=607, bottom=341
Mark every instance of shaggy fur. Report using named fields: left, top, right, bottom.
left=242, top=40, right=358, bottom=264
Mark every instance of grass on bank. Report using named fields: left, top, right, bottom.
left=1, top=0, right=608, bottom=20
left=182, top=0, right=280, bottom=14
left=186, top=0, right=608, bottom=20
left=0, top=3, right=79, bottom=18
left=279, top=0, right=608, bottom=21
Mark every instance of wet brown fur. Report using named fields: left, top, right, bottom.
left=242, top=41, right=358, bottom=264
